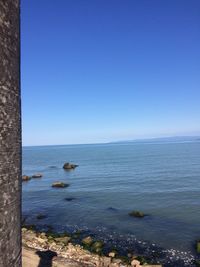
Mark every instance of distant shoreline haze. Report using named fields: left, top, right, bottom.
left=22, top=135, right=200, bottom=148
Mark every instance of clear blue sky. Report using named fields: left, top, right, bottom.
left=21, top=0, right=200, bottom=146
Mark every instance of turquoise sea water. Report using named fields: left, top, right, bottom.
left=22, top=141, right=200, bottom=266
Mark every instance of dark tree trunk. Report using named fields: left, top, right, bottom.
left=0, top=1, right=21, bottom=266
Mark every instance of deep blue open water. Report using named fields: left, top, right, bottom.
left=22, top=141, right=200, bottom=266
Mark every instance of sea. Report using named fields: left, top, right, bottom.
left=22, top=139, right=200, bottom=266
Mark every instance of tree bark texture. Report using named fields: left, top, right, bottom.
left=0, top=0, right=21, bottom=266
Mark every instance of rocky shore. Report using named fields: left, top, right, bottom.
left=22, top=162, right=199, bottom=266
left=22, top=227, right=162, bottom=267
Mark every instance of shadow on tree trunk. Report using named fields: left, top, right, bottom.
left=36, top=250, right=57, bottom=267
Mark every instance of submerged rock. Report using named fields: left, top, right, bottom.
left=134, top=255, right=148, bottom=265
left=72, top=230, right=84, bottom=239
left=63, top=162, right=78, bottom=170
left=49, top=166, right=57, bottom=169
left=22, top=175, right=31, bottom=182
left=197, top=241, right=200, bottom=253
left=36, top=214, right=47, bottom=220
left=92, top=240, right=104, bottom=249
left=32, top=173, right=42, bottom=178
left=107, top=207, right=118, bottom=212
left=64, top=197, right=76, bottom=201
left=195, top=260, right=200, bottom=266
left=129, top=210, right=146, bottom=218
left=22, top=215, right=28, bottom=226
left=52, top=182, right=69, bottom=188
left=22, top=224, right=37, bottom=231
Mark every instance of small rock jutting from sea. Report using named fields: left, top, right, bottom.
left=63, top=162, right=79, bottom=170
left=52, top=182, right=70, bottom=188
left=22, top=175, right=31, bottom=182
left=32, top=173, right=43, bottom=178
left=22, top=173, right=43, bottom=182
left=128, top=211, right=147, bottom=218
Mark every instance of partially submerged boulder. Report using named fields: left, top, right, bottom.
left=129, top=210, right=146, bottom=218
left=92, top=240, right=104, bottom=250
left=108, top=248, right=118, bottom=258
left=91, top=240, right=104, bottom=253
left=32, top=173, right=42, bottom=178
left=52, top=182, right=69, bottom=188
left=131, top=259, right=141, bottom=267
left=63, top=162, right=78, bottom=170
left=82, top=236, right=93, bottom=246
left=197, top=241, right=200, bottom=253
left=54, top=236, right=71, bottom=245
left=22, top=175, right=31, bottom=182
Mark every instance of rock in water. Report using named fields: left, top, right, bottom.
left=82, top=236, right=93, bottom=246
left=64, top=197, right=76, bottom=201
left=197, top=241, right=200, bottom=253
left=49, top=166, right=57, bottom=169
left=32, top=173, right=43, bottom=178
left=129, top=210, right=146, bottom=218
left=22, top=175, right=31, bottom=182
left=91, top=241, right=104, bottom=253
left=63, top=162, right=78, bottom=170
left=36, top=214, right=47, bottom=220
left=52, top=182, right=69, bottom=188
left=107, top=207, right=118, bottom=212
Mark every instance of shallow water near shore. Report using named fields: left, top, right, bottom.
left=22, top=140, right=200, bottom=266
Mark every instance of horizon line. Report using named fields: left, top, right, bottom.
left=22, top=134, right=200, bottom=148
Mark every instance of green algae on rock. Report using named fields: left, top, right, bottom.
left=91, top=240, right=104, bottom=254
left=129, top=210, right=146, bottom=218
left=63, top=162, right=78, bottom=170
left=196, top=241, right=200, bottom=253
left=52, top=182, right=69, bottom=188
left=82, top=236, right=93, bottom=246
left=72, top=230, right=84, bottom=239
left=21, top=227, right=163, bottom=267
